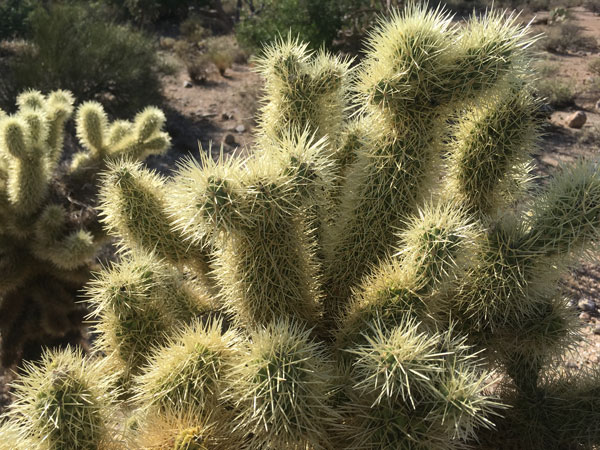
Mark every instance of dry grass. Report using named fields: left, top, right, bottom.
left=542, top=21, right=597, bottom=53
left=204, top=35, right=246, bottom=77
left=536, top=78, right=577, bottom=108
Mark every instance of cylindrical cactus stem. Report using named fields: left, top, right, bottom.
left=0, top=116, right=49, bottom=216
left=107, top=120, right=134, bottom=147
left=44, top=90, right=75, bottom=169
left=526, top=159, right=600, bottom=257
left=254, top=36, right=351, bottom=149
left=337, top=202, right=476, bottom=351
left=32, top=204, right=97, bottom=270
left=16, top=89, right=45, bottom=111
left=6, top=348, right=120, bottom=450
left=336, top=260, right=424, bottom=354
left=227, top=320, right=338, bottom=449
left=109, top=106, right=171, bottom=161
left=98, top=159, right=213, bottom=287
left=322, top=6, right=457, bottom=318
left=133, top=319, right=238, bottom=415
left=75, top=101, right=109, bottom=159
left=322, top=6, right=534, bottom=322
left=445, top=82, right=539, bottom=218
left=86, top=252, right=214, bottom=378
left=485, top=296, right=578, bottom=383
left=448, top=11, right=535, bottom=101
left=445, top=214, right=559, bottom=341
left=396, top=202, right=478, bottom=289
left=322, top=121, right=442, bottom=320
left=171, top=135, right=331, bottom=328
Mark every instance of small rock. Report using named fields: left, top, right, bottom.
left=183, top=81, right=193, bottom=88
left=235, top=124, right=246, bottom=133
left=566, top=361, right=578, bottom=369
left=580, top=311, right=591, bottom=321
left=567, top=111, right=587, bottom=129
left=594, top=323, right=600, bottom=335
left=595, top=100, right=600, bottom=112
left=578, top=298, right=596, bottom=312
left=224, top=134, right=236, bottom=146
left=222, top=113, right=234, bottom=120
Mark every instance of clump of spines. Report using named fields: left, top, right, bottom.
left=133, top=319, right=238, bottom=416
left=226, top=320, right=338, bottom=449
left=5, top=6, right=600, bottom=450
left=5, top=347, right=120, bottom=450
left=170, top=132, right=333, bottom=328
left=339, top=319, right=500, bottom=450
left=86, top=252, right=214, bottom=379
left=0, top=89, right=171, bottom=367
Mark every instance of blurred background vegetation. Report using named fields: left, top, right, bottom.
left=0, top=0, right=599, bottom=121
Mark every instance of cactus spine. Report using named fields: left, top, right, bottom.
left=0, top=90, right=170, bottom=367
left=3, top=6, right=600, bottom=450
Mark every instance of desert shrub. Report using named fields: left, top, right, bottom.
left=590, top=56, right=600, bottom=75
left=180, top=13, right=211, bottom=43
left=204, top=35, right=239, bottom=76
left=235, top=0, right=343, bottom=50
left=585, top=0, right=600, bottom=13
left=542, top=20, right=597, bottom=53
left=536, top=60, right=560, bottom=77
left=104, top=0, right=209, bottom=24
left=0, top=0, right=36, bottom=40
left=535, top=78, right=577, bottom=108
left=7, top=3, right=161, bottom=117
left=186, top=56, right=209, bottom=84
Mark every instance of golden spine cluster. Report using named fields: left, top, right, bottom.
left=2, top=5, right=600, bottom=450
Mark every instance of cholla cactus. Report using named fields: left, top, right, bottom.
left=4, top=5, right=600, bottom=450
left=6, top=347, right=121, bottom=450
left=0, top=90, right=170, bottom=366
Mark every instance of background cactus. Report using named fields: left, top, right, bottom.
left=2, top=5, right=600, bottom=450
left=0, top=90, right=170, bottom=367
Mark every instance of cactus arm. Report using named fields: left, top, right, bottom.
left=171, top=135, right=331, bottom=328
left=0, top=116, right=49, bottom=216
left=254, top=36, right=351, bottom=153
left=446, top=82, right=539, bottom=218
left=86, top=254, right=208, bottom=378
left=108, top=107, right=170, bottom=160
left=98, top=160, right=212, bottom=286
left=75, top=101, right=109, bottom=159
left=526, top=160, right=600, bottom=257
left=6, top=348, right=120, bottom=449
left=16, top=90, right=45, bottom=111
left=44, top=90, right=74, bottom=169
